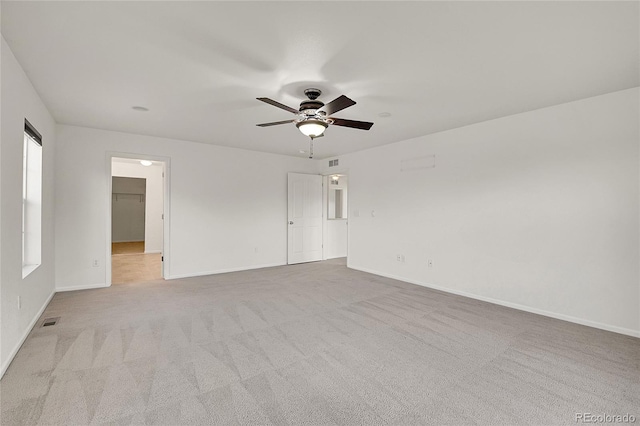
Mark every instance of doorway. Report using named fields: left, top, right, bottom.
left=323, top=174, right=348, bottom=260
left=109, top=157, right=167, bottom=284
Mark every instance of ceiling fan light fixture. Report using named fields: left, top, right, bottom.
left=296, top=119, right=327, bottom=137
left=256, top=89, right=373, bottom=136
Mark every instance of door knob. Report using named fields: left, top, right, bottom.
left=289, top=221, right=294, bottom=225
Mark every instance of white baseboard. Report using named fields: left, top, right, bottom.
left=56, top=283, right=110, bottom=292
left=348, top=264, right=640, bottom=339
left=324, top=254, right=348, bottom=260
left=0, top=289, right=55, bottom=380
left=168, top=262, right=284, bottom=280
left=144, top=250, right=162, bottom=254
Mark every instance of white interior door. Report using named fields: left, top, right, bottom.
left=288, top=173, right=323, bottom=264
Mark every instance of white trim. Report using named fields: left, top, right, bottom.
left=322, top=174, right=328, bottom=261
left=143, top=250, right=162, bottom=254
left=348, top=264, right=640, bottom=338
left=325, top=254, right=347, bottom=260
left=56, top=283, right=110, bottom=292
left=106, top=155, right=112, bottom=286
left=21, top=263, right=40, bottom=279
left=0, top=289, right=55, bottom=379
left=167, top=262, right=284, bottom=280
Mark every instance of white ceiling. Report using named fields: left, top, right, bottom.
left=2, top=1, right=638, bottom=159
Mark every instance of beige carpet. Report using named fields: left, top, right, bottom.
left=1, top=259, right=638, bottom=425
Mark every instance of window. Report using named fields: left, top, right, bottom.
left=22, top=119, right=42, bottom=278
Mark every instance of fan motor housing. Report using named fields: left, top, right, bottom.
left=304, top=88, right=322, bottom=100
left=299, top=99, right=324, bottom=112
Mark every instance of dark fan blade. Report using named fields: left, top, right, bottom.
left=257, top=97, right=299, bottom=114
left=330, top=118, right=374, bottom=130
left=256, top=119, right=295, bottom=127
left=318, top=95, right=356, bottom=116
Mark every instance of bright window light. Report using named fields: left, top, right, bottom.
left=22, top=120, right=43, bottom=278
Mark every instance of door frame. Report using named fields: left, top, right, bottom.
left=106, top=152, right=171, bottom=285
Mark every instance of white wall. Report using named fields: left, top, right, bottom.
left=1, top=37, right=57, bottom=377
left=55, top=125, right=315, bottom=289
left=325, top=219, right=348, bottom=259
left=319, top=88, right=640, bottom=336
left=112, top=161, right=164, bottom=252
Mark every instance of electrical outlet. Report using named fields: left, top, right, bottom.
left=396, top=255, right=402, bottom=262
left=254, top=247, right=259, bottom=253
left=92, top=259, right=99, bottom=268
left=428, top=259, right=433, bottom=268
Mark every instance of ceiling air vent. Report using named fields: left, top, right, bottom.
left=329, top=159, right=339, bottom=167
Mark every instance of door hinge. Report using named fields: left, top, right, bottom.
left=162, top=213, right=164, bottom=219
left=161, top=256, right=164, bottom=261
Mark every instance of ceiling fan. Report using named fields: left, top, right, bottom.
left=256, top=88, right=374, bottom=139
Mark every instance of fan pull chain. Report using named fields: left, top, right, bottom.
left=309, top=137, right=314, bottom=159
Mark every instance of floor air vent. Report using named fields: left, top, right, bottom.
left=42, top=317, right=60, bottom=327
